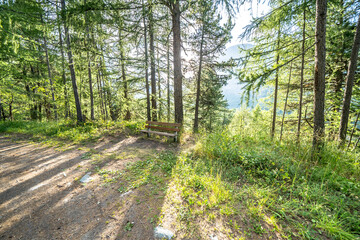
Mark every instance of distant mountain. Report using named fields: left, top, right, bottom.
left=220, top=44, right=252, bottom=109
left=219, top=43, right=252, bottom=61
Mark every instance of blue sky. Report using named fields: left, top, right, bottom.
left=227, top=1, right=270, bottom=48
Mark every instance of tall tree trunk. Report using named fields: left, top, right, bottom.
left=338, top=15, right=360, bottom=143
left=297, top=0, right=306, bottom=142
left=347, top=112, right=360, bottom=149
left=157, top=42, right=162, bottom=120
left=97, top=70, right=105, bottom=120
left=313, top=0, right=327, bottom=148
left=167, top=29, right=171, bottom=122
left=119, top=26, right=131, bottom=120
left=149, top=2, right=157, bottom=121
left=194, top=24, right=205, bottom=133
left=84, top=0, right=94, bottom=121
left=9, top=94, right=13, bottom=121
left=56, top=1, right=69, bottom=118
left=171, top=1, right=183, bottom=124
left=42, top=15, right=57, bottom=120
left=271, top=24, right=281, bottom=139
left=61, top=0, right=83, bottom=124
left=142, top=0, right=151, bottom=121
left=99, top=58, right=109, bottom=120
left=0, top=97, right=5, bottom=121
left=280, top=63, right=292, bottom=142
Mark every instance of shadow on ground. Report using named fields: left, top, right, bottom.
left=0, top=134, right=177, bottom=240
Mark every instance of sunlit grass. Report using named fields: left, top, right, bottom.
left=0, top=120, right=145, bottom=145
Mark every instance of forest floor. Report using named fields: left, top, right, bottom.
left=1, top=121, right=359, bottom=240
left=0, top=133, right=178, bottom=240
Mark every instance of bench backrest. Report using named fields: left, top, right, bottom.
left=146, top=121, right=181, bottom=132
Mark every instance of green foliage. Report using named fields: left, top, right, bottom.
left=185, top=109, right=360, bottom=239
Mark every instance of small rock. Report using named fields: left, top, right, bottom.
left=80, top=172, right=93, bottom=183
left=154, top=226, right=174, bottom=240
left=210, top=235, right=218, bottom=240
left=120, top=190, right=133, bottom=197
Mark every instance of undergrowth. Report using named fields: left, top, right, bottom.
left=167, top=109, right=360, bottom=239
left=0, top=120, right=144, bottom=144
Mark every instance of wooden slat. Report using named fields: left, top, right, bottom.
left=146, top=121, right=181, bottom=127
left=145, top=125, right=180, bottom=132
left=140, top=130, right=176, bottom=137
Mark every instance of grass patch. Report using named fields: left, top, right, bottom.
left=170, top=117, right=359, bottom=239
left=0, top=120, right=145, bottom=145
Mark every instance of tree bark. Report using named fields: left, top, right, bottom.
left=157, top=43, right=162, bottom=120
left=142, top=0, right=151, bottom=121
left=149, top=1, right=157, bottom=121
left=280, top=63, right=292, bottom=142
left=313, top=0, right=327, bottom=148
left=194, top=24, right=205, bottom=133
left=99, top=57, right=109, bottom=120
left=97, top=70, right=105, bottom=120
left=61, top=0, right=83, bottom=124
left=167, top=27, right=171, bottom=122
left=119, top=26, right=131, bottom=120
left=0, top=97, right=5, bottom=121
left=56, top=1, right=69, bottom=118
left=84, top=0, right=94, bottom=121
left=171, top=1, right=183, bottom=124
left=338, top=15, right=360, bottom=143
left=42, top=16, right=57, bottom=120
left=271, top=24, right=281, bottom=139
left=297, top=0, right=306, bottom=142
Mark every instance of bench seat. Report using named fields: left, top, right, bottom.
left=140, top=129, right=177, bottom=137
left=141, top=121, right=181, bottom=142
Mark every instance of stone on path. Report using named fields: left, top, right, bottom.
left=210, top=234, right=218, bottom=240
left=154, top=226, right=174, bottom=239
left=80, top=172, right=93, bottom=183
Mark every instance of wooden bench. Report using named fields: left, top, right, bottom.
left=140, top=121, right=181, bottom=142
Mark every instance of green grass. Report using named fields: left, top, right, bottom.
left=0, top=120, right=145, bottom=144
left=166, top=109, right=360, bottom=239
left=1, top=116, right=359, bottom=239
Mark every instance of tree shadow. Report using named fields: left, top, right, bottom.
left=0, top=134, right=177, bottom=240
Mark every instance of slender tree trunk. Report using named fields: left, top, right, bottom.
left=142, top=0, right=151, bottom=121
left=271, top=24, right=281, bottom=139
left=42, top=16, right=57, bottom=120
left=9, top=95, right=13, bottom=121
left=194, top=24, right=205, bottom=133
left=280, top=63, right=292, bottom=142
left=167, top=29, right=171, bottom=122
left=313, top=0, right=327, bottom=148
left=157, top=42, right=162, bottom=120
left=84, top=0, right=94, bottom=121
left=56, top=2, right=69, bottom=118
left=61, top=0, right=83, bottom=124
left=119, top=26, right=131, bottom=120
left=297, top=0, right=306, bottom=142
left=99, top=58, right=109, bottom=120
left=0, top=97, right=5, bottom=121
left=97, top=71, right=105, bottom=120
left=338, top=15, right=360, bottom=143
left=347, top=112, right=360, bottom=149
left=171, top=1, right=183, bottom=124
left=149, top=2, right=157, bottom=121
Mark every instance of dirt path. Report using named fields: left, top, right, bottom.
left=0, top=134, right=176, bottom=240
